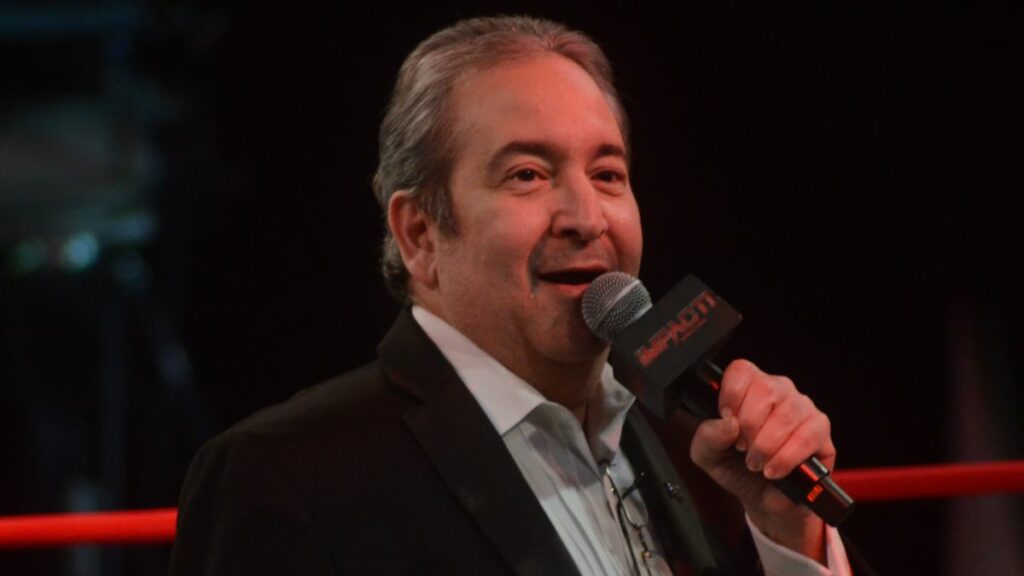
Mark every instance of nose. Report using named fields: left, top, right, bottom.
left=551, top=173, right=609, bottom=241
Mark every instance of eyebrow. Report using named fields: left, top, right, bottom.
left=485, top=140, right=628, bottom=177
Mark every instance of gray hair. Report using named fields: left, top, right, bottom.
left=372, top=15, right=630, bottom=301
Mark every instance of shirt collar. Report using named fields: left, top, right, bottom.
left=411, top=305, right=635, bottom=461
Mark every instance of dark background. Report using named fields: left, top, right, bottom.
left=1, top=2, right=1021, bottom=574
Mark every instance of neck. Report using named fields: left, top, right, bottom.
left=515, top=354, right=607, bottom=424
left=412, top=296, right=609, bottom=425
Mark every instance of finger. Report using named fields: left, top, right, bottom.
left=763, top=413, right=834, bottom=480
left=690, top=416, right=741, bottom=468
left=717, top=359, right=758, bottom=422
left=735, top=375, right=795, bottom=453
left=744, top=393, right=815, bottom=473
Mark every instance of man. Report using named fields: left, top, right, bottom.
left=170, top=16, right=871, bottom=575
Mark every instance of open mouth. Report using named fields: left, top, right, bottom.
left=536, top=269, right=606, bottom=286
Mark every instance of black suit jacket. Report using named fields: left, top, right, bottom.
left=169, top=308, right=869, bottom=575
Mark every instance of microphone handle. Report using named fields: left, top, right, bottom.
left=687, top=361, right=855, bottom=527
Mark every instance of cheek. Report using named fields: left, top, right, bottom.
left=476, top=203, right=551, bottom=263
left=445, top=223, right=540, bottom=290
left=488, top=227, right=545, bottom=282
left=608, top=199, right=644, bottom=274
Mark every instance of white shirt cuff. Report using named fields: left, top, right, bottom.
left=746, top=515, right=853, bottom=576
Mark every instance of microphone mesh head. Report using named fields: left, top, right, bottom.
left=581, top=272, right=652, bottom=341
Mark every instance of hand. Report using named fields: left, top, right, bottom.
left=689, top=359, right=835, bottom=561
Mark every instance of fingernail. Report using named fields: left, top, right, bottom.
left=763, top=464, right=779, bottom=479
left=726, top=417, right=739, bottom=434
left=746, top=456, right=763, bottom=472
left=735, top=437, right=747, bottom=452
left=720, top=406, right=734, bottom=420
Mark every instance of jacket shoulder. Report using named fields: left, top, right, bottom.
left=170, top=361, right=439, bottom=574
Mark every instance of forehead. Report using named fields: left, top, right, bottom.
left=446, top=55, right=625, bottom=162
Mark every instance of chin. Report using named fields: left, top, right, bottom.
left=542, top=325, right=609, bottom=365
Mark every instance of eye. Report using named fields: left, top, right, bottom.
left=510, top=168, right=541, bottom=182
left=593, top=168, right=628, bottom=188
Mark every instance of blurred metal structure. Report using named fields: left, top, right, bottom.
left=1, top=3, right=213, bottom=575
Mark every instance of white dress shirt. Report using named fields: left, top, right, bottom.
left=412, top=306, right=852, bottom=576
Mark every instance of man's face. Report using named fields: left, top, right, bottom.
left=429, top=54, right=643, bottom=377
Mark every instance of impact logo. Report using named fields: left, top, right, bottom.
left=633, top=290, right=718, bottom=367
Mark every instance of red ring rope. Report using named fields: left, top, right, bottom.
left=832, top=460, right=1024, bottom=502
left=1, top=461, right=1021, bottom=548
left=0, top=507, right=176, bottom=548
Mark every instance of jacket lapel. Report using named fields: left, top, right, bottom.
left=378, top=309, right=578, bottom=576
left=623, top=410, right=722, bottom=575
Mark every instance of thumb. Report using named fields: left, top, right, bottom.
left=690, top=415, right=741, bottom=469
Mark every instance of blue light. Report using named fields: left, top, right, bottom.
left=62, top=233, right=100, bottom=271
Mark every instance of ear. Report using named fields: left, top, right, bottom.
left=388, top=190, right=439, bottom=289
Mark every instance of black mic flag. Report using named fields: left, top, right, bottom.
left=582, top=273, right=855, bottom=527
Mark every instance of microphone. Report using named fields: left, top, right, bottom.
left=582, top=272, right=855, bottom=526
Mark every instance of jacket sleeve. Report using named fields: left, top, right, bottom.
left=168, top=431, right=335, bottom=575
